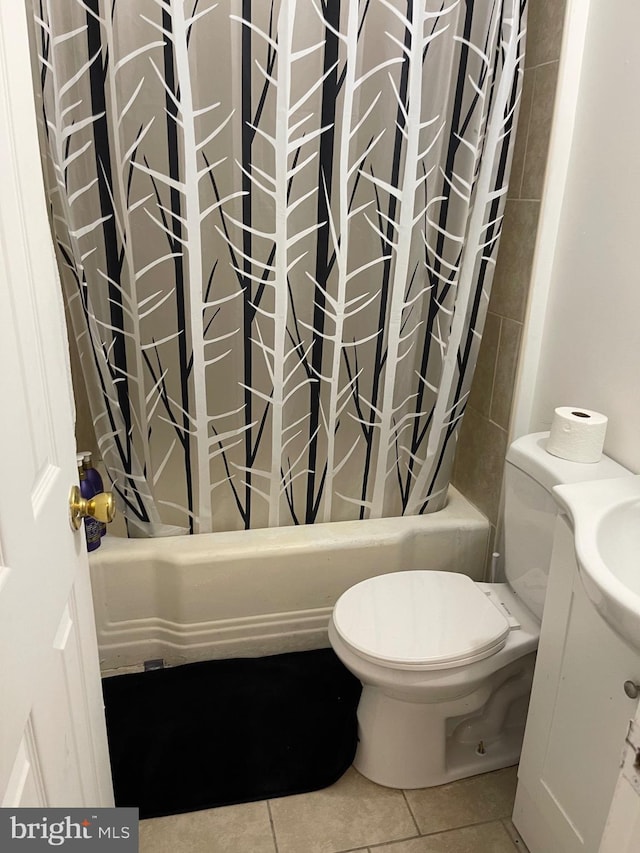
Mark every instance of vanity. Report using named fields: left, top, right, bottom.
left=513, top=475, right=640, bottom=853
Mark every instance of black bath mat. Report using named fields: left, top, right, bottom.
left=102, top=648, right=361, bottom=818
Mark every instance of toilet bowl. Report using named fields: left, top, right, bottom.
left=329, top=432, right=629, bottom=789
left=329, top=574, right=539, bottom=788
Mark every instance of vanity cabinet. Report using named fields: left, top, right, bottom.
left=513, top=515, right=640, bottom=853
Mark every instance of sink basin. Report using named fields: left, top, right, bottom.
left=553, top=474, right=640, bottom=652
left=598, top=498, right=640, bottom=598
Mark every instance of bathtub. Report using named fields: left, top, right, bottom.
left=89, top=486, right=489, bottom=674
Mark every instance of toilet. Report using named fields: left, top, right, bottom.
left=329, top=432, right=628, bottom=789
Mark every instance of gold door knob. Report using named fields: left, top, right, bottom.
left=624, top=680, right=640, bottom=700
left=69, top=486, right=116, bottom=531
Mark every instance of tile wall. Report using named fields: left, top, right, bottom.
left=452, top=0, right=567, bottom=558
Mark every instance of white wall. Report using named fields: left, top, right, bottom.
left=515, top=0, right=640, bottom=473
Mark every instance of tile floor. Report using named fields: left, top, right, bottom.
left=140, top=765, right=530, bottom=853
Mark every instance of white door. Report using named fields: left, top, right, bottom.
left=0, top=1, right=113, bottom=808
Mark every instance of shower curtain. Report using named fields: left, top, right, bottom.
left=30, top=0, right=526, bottom=536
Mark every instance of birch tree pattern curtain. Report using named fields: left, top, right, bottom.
left=30, top=0, right=526, bottom=536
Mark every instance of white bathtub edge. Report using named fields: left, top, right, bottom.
left=90, top=486, right=489, bottom=673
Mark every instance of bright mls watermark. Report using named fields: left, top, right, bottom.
left=0, top=809, right=138, bottom=850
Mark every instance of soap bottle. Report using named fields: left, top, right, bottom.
left=81, top=451, right=106, bottom=537
left=77, top=455, right=101, bottom=551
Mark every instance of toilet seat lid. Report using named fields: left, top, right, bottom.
left=332, top=571, right=510, bottom=671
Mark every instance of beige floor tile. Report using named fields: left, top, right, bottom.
left=371, top=820, right=518, bottom=852
left=269, top=767, right=418, bottom=853
left=404, top=767, right=518, bottom=836
left=139, top=800, right=276, bottom=853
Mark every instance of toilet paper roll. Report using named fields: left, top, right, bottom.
left=546, top=407, right=608, bottom=463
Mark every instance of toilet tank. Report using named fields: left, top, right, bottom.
left=504, top=432, right=629, bottom=620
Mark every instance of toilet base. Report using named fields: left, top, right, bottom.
left=353, top=656, right=535, bottom=789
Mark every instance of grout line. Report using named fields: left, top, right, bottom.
left=515, top=67, right=534, bottom=198
left=512, top=58, right=561, bottom=201
left=320, top=828, right=425, bottom=853
left=365, top=816, right=516, bottom=850
left=401, top=790, right=421, bottom=836
left=523, top=58, right=560, bottom=75
left=416, top=814, right=517, bottom=838
left=367, top=832, right=425, bottom=850
left=488, top=416, right=509, bottom=434
left=507, top=197, right=542, bottom=206
left=266, top=800, right=280, bottom=853
left=501, top=817, right=531, bottom=852
left=488, top=315, right=502, bottom=423
left=531, top=58, right=561, bottom=70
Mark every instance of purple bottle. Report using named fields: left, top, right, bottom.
left=77, top=455, right=101, bottom=551
left=81, top=452, right=106, bottom=536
